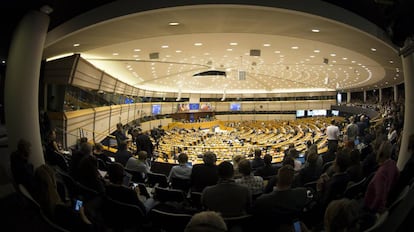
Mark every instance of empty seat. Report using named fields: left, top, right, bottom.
left=170, top=177, right=191, bottom=193
left=147, top=172, right=169, bottom=188
left=154, top=186, right=186, bottom=203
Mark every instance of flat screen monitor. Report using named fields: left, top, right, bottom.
left=230, top=103, right=241, bottom=111
left=124, top=98, right=134, bottom=104
left=177, top=103, right=189, bottom=112
left=312, top=109, right=327, bottom=116
left=200, top=103, right=213, bottom=111
left=188, top=103, right=200, bottom=110
left=307, top=110, right=313, bottom=117
left=296, top=110, right=305, bottom=118
left=331, top=110, right=339, bottom=116
left=152, top=104, right=161, bottom=115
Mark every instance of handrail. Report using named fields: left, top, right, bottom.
left=79, top=127, right=116, bottom=139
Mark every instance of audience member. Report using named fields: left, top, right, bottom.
left=254, top=154, right=278, bottom=178
left=232, top=154, right=245, bottom=179
left=345, top=116, right=359, bottom=144
left=324, top=198, right=360, bottom=232
left=363, top=140, right=399, bottom=213
left=190, top=151, right=219, bottom=192
left=125, top=151, right=151, bottom=175
left=33, top=164, right=94, bottom=231
left=297, top=150, right=322, bottom=186
left=93, top=142, right=111, bottom=164
left=10, top=139, right=34, bottom=193
left=253, top=165, right=311, bottom=229
left=326, top=119, right=340, bottom=152
left=235, top=159, right=264, bottom=197
left=250, top=148, right=265, bottom=170
left=134, top=128, right=154, bottom=160
left=77, top=155, right=106, bottom=193
left=105, top=162, right=150, bottom=213
left=168, top=153, right=192, bottom=182
left=114, top=141, right=132, bottom=166
left=347, top=149, right=363, bottom=183
left=114, top=123, right=128, bottom=148
left=70, top=141, right=92, bottom=179
left=202, top=161, right=251, bottom=217
left=184, top=211, right=227, bottom=232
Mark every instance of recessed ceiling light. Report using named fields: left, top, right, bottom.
left=175, top=50, right=182, bottom=53
left=330, top=53, right=336, bottom=57
left=342, top=57, right=348, bottom=60
left=314, top=49, right=320, bottom=53
left=168, top=22, right=180, bottom=26
left=194, top=43, right=203, bottom=46
left=226, top=48, right=233, bottom=51
left=161, top=45, right=169, bottom=48
left=230, top=42, right=238, bottom=46
left=263, top=44, right=271, bottom=47
left=274, top=51, right=281, bottom=54
left=389, top=60, right=394, bottom=64
left=134, top=49, right=141, bottom=52
left=371, top=48, right=377, bottom=52
left=311, top=29, right=320, bottom=33
left=112, top=53, right=119, bottom=56
left=291, top=46, right=299, bottom=49
left=73, top=43, right=80, bottom=47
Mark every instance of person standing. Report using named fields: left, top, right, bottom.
left=134, top=128, right=154, bottom=161
left=326, top=119, right=340, bottom=152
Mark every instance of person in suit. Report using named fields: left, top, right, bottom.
left=134, top=128, right=154, bottom=160
left=202, top=161, right=251, bottom=217
left=190, top=151, right=219, bottom=192
left=114, top=141, right=132, bottom=167
left=114, top=123, right=128, bottom=148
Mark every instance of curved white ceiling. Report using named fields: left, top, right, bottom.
left=44, top=3, right=403, bottom=94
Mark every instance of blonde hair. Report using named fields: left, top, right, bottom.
left=33, top=164, right=62, bottom=215
left=185, top=211, right=227, bottom=232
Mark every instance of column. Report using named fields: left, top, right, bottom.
left=363, top=90, right=367, bottom=103
left=347, top=91, right=351, bottom=104
left=5, top=10, right=50, bottom=169
left=394, top=85, right=398, bottom=102
left=397, top=37, right=414, bottom=170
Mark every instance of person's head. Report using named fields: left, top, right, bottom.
left=116, top=123, right=123, bottom=130
left=203, top=151, right=217, bottom=165
left=376, top=140, right=392, bottom=164
left=282, top=156, right=295, bottom=167
left=16, top=139, right=31, bottom=159
left=218, top=161, right=234, bottom=179
left=232, top=154, right=244, bottom=166
left=277, top=164, right=295, bottom=189
left=263, top=154, right=272, bottom=165
left=138, top=151, right=148, bottom=161
left=324, top=198, right=360, bottom=232
left=331, top=119, right=336, bottom=125
left=177, top=153, right=189, bottom=164
left=307, top=150, right=318, bottom=166
left=33, top=164, right=62, bottom=215
left=185, top=211, right=227, bottom=232
left=80, top=142, right=92, bottom=156
left=254, top=148, right=262, bottom=158
left=48, top=130, right=56, bottom=140
left=238, top=159, right=252, bottom=176
left=288, top=148, right=299, bottom=159
left=107, top=162, right=125, bottom=184
left=94, top=142, right=104, bottom=154
left=334, top=149, right=350, bottom=173
left=79, top=137, right=88, bottom=144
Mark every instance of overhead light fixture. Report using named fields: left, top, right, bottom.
left=194, top=43, right=202, bottom=46
left=371, top=48, right=377, bottom=52
left=169, top=22, right=180, bottom=26
left=311, top=29, right=320, bottom=33
left=230, top=42, right=238, bottom=46
left=73, top=43, right=80, bottom=47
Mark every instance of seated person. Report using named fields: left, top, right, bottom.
left=252, top=165, right=312, bottom=230
left=297, top=150, right=322, bottom=186
left=184, top=211, right=227, bottom=232
left=10, top=139, right=34, bottom=193
left=235, top=159, right=264, bottom=196
left=93, top=142, right=112, bottom=164
left=190, top=151, right=219, bottom=192
left=125, top=151, right=150, bottom=175
left=202, top=161, right=251, bottom=217
left=168, top=153, right=192, bottom=182
left=254, top=154, right=278, bottom=178
left=250, top=148, right=265, bottom=170
left=114, top=141, right=132, bottom=167
left=105, top=162, right=151, bottom=213
left=77, top=155, right=106, bottom=193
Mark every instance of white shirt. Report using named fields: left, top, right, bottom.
left=326, top=124, right=340, bottom=140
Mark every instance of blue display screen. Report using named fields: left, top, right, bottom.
left=189, top=103, right=200, bottom=110
left=152, top=104, right=161, bottom=115
left=230, top=103, right=241, bottom=111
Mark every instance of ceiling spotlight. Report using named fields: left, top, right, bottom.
left=311, top=29, right=320, bottom=33
left=230, top=42, right=238, bottom=46
left=168, top=22, right=180, bottom=26
left=371, top=48, right=377, bottom=52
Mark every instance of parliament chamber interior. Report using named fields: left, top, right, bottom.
left=1, top=1, right=414, bottom=232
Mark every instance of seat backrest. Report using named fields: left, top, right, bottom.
left=154, top=186, right=186, bottom=203
left=223, top=214, right=253, bottom=232
left=149, top=208, right=193, bottom=232
left=170, top=177, right=191, bottom=193
left=103, top=196, right=146, bottom=230
left=363, top=210, right=388, bottom=232
left=147, top=172, right=169, bottom=188
left=344, top=177, right=367, bottom=199
left=190, top=191, right=203, bottom=210
left=125, top=168, right=146, bottom=184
